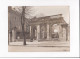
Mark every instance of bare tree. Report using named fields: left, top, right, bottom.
left=13, top=6, right=33, bottom=45
left=21, top=6, right=33, bottom=45
left=21, top=6, right=26, bottom=45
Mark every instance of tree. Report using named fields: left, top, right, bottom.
left=21, top=6, right=26, bottom=45
left=21, top=6, right=33, bottom=45
left=13, top=6, right=33, bottom=45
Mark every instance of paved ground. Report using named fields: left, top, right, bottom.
left=8, top=46, right=69, bottom=52
left=8, top=40, right=70, bottom=52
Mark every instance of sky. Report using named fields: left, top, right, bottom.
left=32, top=6, right=70, bottom=24
left=12, top=6, right=70, bottom=24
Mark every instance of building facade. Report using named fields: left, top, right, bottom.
left=29, top=14, right=69, bottom=42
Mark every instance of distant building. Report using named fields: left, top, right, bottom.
left=8, top=6, right=69, bottom=42
left=8, top=6, right=29, bottom=42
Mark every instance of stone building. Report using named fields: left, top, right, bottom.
left=8, top=6, right=69, bottom=42
left=29, top=14, right=69, bottom=42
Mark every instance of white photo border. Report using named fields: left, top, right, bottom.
left=0, top=0, right=79, bottom=58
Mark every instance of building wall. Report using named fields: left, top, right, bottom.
left=8, top=9, right=22, bottom=31
left=8, top=7, right=30, bottom=41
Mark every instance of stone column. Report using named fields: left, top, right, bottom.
left=47, top=24, right=49, bottom=40
left=30, top=25, right=32, bottom=42
left=62, top=27, right=66, bottom=41
left=62, top=25, right=68, bottom=41
left=37, top=25, right=40, bottom=41
left=12, top=29, right=16, bottom=42
left=30, top=25, right=34, bottom=42
left=49, top=24, right=52, bottom=40
left=30, top=26, right=31, bottom=37
left=66, top=26, right=68, bottom=41
left=58, top=25, right=63, bottom=40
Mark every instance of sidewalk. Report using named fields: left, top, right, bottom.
left=9, top=40, right=70, bottom=47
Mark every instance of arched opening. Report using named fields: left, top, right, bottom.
left=51, top=24, right=59, bottom=39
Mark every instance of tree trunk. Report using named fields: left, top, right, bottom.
left=21, top=6, right=26, bottom=45
left=22, top=24, right=26, bottom=45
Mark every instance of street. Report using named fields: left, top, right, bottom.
left=8, top=41, right=70, bottom=52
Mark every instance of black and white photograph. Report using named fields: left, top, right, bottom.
left=8, top=6, right=70, bottom=52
